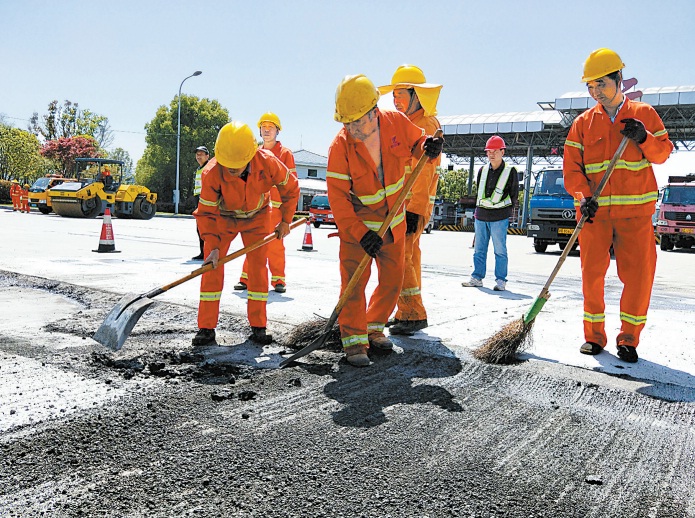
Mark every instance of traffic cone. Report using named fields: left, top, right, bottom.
left=93, top=208, right=120, bottom=253
left=297, top=220, right=317, bottom=252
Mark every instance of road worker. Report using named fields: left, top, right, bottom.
left=10, top=180, right=21, bottom=211
left=191, top=145, right=210, bottom=261
left=378, top=65, right=442, bottom=336
left=20, top=184, right=30, bottom=213
left=563, top=48, right=673, bottom=363
left=193, top=121, right=300, bottom=347
left=235, top=113, right=297, bottom=294
left=327, top=74, right=443, bottom=367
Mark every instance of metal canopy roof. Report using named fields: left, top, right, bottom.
left=441, top=85, right=695, bottom=165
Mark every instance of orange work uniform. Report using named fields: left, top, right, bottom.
left=327, top=108, right=427, bottom=351
left=564, top=97, right=673, bottom=349
left=10, top=182, right=21, bottom=211
left=239, top=141, right=297, bottom=288
left=394, top=108, right=441, bottom=322
left=194, top=151, right=299, bottom=330
left=20, top=186, right=30, bottom=212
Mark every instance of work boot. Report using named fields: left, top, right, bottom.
left=192, top=328, right=216, bottom=347
left=344, top=345, right=370, bottom=367
left=493, top=279, right=507, bottom=291
left=390, top=319, right=428, bottom=336
left=191, top=253, right=204, bottom=261
left=617, top=345, right=638, bottom=363
left=234, top=281, right=247, bottom=291
left=579, top=341, right=603, bottom=355
left=385, top=318, right=400, bottom=328
left=461, top=276, right=483, bottom=287
left=249, top=327, right=273, bottom=345
left=274, top=282, right=286, bottom=293
left=368, top=332, right=393, bottom=351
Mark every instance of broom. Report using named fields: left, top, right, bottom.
left=473, top=136, right=630, bottom=364
left=279, top=129, right=443, bottom=367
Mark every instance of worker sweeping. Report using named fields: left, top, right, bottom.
left=193, top=121, right=300, bottom=347
left=564, top=48, right=673, bottom=363
left=235, top=112, right=297, bottom=294
left=327, top=74, right=443, bottom=367
left=378, top=65, right=443, bottom=336
left=10, top=180, right=21, bottom=211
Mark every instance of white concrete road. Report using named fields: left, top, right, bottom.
left=2, top=206, right=694, bottom=399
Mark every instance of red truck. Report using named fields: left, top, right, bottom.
left=309, top=194, right=336, bottom=228
left=656, top=174, right=695, bottom=251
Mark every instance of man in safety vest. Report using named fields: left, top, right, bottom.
left=564, top=48, right=673, bottom=363
left=20, top=184, right=30, bottom=213
left=10, top=180, right=21, bottom=211
left=193, top=121, right=300, bottom=347
left=191, top=145, right=210, bottom=261
left=327, top=74, right=443, bottom=367
left=235, top=113, right=297, bottom=294
left=379, top=65, right=442, bottom=336
left=461, top=136, right=519, bottom=291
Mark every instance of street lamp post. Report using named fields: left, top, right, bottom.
left=174, top=70, right=202, bottom=215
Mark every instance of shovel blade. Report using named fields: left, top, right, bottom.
left=92, top=293, right=155, bottom=351
left=279, top=332, right=330, bottom=368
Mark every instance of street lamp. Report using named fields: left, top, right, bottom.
left=174, top=70, right=202, bottom=214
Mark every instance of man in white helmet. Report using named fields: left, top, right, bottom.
left=193, top=121, right=299, bottom=347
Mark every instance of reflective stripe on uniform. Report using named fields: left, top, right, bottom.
left=574, top=191, right=658, bottom=207
left=277, top=169, right=291, bottom=186
left=400, top=287, right=421, bottom=297
left=327, top=171, right=351, bottom=181
left=271, top=200, right=282, bottom=208
left=200, top=291, right=222, bottom=302
left=620, top=311, right=647, bottom=326
left=247, top=291, right=268, bottom=302
left=199, top=197, right=219, bottom=207
left=477, top=163, right=513, bottom=209
left=585, top=158, right=651, bottom=175
left=583, top=312, right=605, bottom=323
left=271, top=275, right=285, bottom=282
left=565, top=140, right=584, bottom=152
left=341, top=334, right=369, bottom=348
left=367, top=322, right=385, bottom=333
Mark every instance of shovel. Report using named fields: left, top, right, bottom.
left=93, top=217, right=307, bottom=351
left=279, top=129, right=443, bottom=368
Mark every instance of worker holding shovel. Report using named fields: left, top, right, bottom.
left=327, top=74, right=443, bottom=366
left=193, top=121, right=300, bottom=347
left=564, top=48, right=673, bottom=363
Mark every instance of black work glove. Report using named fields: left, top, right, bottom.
left=359, top=229, right=383, bottom=258
left=405, top=211, right=422, bottom=234
left=423, top=136, right=444, bottom=159
left=580, top=197, right=599, bottom=223
left=620, top=118, right=647, bottom=144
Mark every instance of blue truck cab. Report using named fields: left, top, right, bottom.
left=526, top=169, right=577, bottom=253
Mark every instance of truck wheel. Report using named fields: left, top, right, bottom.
left=133, top=198, right=156, bottom=220
left=313, top=222, right=321, bottom=228
left=660, top=238, right=673, bottom=251
left=38, top=206, right=51, bottom=215
left=534, top=240, right=547, bottom=253
left=425, top=225, right=432, bottom=234
left=83, top=197, right=101, bottom=218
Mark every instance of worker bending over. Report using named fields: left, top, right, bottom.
left=379, top=65, right=442, bottom=335
left=327, top=74, right=443, bottom=367
left=564, top=48, right=673, bottom=363
left=193, top=121, right=300, bottom=347
left=236, top=112, right=297, bottom=294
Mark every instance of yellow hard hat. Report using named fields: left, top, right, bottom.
left=11, top=179, right=18, bottom=183
left=378, top=64, right=443, bottom=116
left=582, top=48, right=625, bottom=83
left=24, top=184, right=29, bottom=188
left=215, top=121, right=257, bottom=169
left=334, top=74, right=379, bottom=123
left=257, top=112, right=282, bottom=131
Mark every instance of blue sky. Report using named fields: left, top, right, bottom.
left=1, top=0, right=694, bottom=181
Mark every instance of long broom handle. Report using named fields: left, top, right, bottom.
left=331, top=129, right=444, bottom=317
left=143, top=217, right=307, bottom=299
left=537, top=136, right=629, bottom=299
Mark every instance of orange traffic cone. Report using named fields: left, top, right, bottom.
left=297, top=220, right=317, bottom=252
left=93, top=208, right=120, bottom=253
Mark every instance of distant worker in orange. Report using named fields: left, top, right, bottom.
left=20, top=184, right=30, bottom=213
left=10, top=180, right=21, bottom=211
left=235, top=113, right=297, bottom=294
left=327, top=74, right=443, bottom=367
left=193, top=121, right=300, bottom=347
left=379, top=65, right=442, bottom=336
left=564, top=48, right=673, bottom=363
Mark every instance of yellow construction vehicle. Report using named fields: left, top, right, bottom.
left=29, top=174, right=76, bottom=214
left=47, top=158, right=157, bottom=219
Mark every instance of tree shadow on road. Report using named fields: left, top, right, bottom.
left=318, top=341, right=464, bottom=428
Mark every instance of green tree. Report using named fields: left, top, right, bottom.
left=437, top=167, right=476, bottom=202
left=0, top=124, right=48, bottom=182
left=29, top=100, right=114, bottom=148
left=108, top=148, right=135, bottom=183
left=136, top=95, right=229, bottom=207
